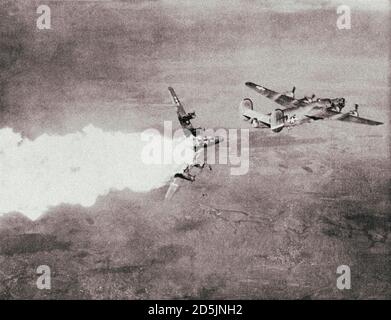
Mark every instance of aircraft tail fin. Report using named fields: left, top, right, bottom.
left=270, top=109, right=285, bottom=132
left=283, top=86, right=296, bottom=99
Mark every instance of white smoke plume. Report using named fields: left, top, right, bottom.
left=0, top=125, right=193, bottom=220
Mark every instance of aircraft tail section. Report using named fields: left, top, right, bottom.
left=270, top=109, right=285, bottom=132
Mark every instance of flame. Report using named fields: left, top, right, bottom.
left=0, top=125, right=193, bottom=220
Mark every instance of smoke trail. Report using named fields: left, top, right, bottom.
left=0, top=125, right=192, bottom=220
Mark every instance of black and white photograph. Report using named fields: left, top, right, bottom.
left=0, top=0, right=389, bottom=304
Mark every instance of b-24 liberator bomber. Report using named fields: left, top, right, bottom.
left=165, top=87, right=223, bottom=200
left=240, top=81, right=383, bottom=132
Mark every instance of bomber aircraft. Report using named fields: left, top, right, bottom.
left=165, top=87, right=223, bottom=200
left=240, top=81, right=383, bottom=132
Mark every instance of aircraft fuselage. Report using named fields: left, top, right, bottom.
left=272, top=97, right=345, bottom=128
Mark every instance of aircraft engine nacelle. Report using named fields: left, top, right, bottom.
left=330, top=98, right=345, bottom=112
left=270, top=109, right=285, bottom=132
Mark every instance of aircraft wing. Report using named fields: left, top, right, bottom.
left=245, top=82, right=299, bottom=108
left=306, top=108, right=383, bottom=125
left=168, top=87, right=187, bottom=117
left=304, top=107, right=339, bottom=120
left=336, top=113, right=383, bottom=126
left=164, top=148, right=203, bottom=200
